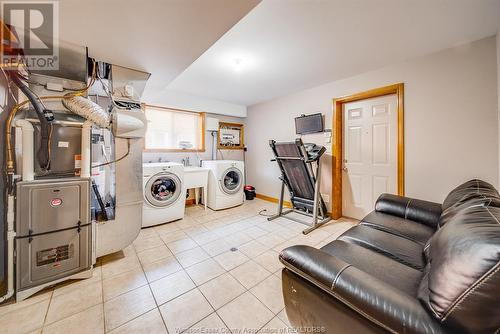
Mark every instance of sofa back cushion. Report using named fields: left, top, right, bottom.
left=439, top=179, right=500, bottom=230
left=439, top=195, right=500, bottom=228
left=441, top=179, right=499, bottom=212
left=418, top=204, right=500, bottom=333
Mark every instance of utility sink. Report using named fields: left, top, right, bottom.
left=184, top=166, right=210, bottom=173
left=183, top=166, right=209, bottom=209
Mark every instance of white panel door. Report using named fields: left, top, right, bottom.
left=342, top=94, right=398, bottom=219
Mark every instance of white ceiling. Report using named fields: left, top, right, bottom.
left=167, top=0, right=500, bottom=106
left=58, top=0, right=260, bottom=102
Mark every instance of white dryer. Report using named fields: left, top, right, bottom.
left=202, top=160, right=244, bottom=210
left=142, top=162, right=185, bottom=227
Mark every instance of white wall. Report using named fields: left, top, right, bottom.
left=146, top=90, right=247, bottom=117
left=143, top=113, right=246, bottom=166
left=246, top=36, right=499, bottom=208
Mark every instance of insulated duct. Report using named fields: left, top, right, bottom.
left=62, top=96, right=111, bottom=129
left=63, top=95, right=146, bottom=139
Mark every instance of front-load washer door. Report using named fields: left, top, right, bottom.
left=145, top=172, right=182, bottom=207
left=220, top=167, right=243, bottom=195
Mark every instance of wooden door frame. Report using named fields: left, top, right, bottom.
left=331, top=83, right=404, bottom=219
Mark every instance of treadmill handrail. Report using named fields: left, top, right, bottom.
left=275, top=156, right=305, bottom=161
left=274, top=156, right=320, bottom=164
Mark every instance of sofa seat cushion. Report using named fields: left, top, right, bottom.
left=338, top=225, right=426, bottom=271
left=361, top=211, right=435, bottom=245
left=280, top=246, right=447, bottom=334
left=321, top=240, right=422, bottom=296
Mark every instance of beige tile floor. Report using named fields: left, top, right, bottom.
left=0, top=199, right=356, bottom=334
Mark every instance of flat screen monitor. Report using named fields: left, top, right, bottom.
left=295, top=113, right=324, bottom=135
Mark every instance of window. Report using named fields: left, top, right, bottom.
left=144, top=105, right=205, bottom=151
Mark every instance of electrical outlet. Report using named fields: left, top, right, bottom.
left=322, top=193, right=330, bottom=203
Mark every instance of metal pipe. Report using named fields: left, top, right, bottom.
left=310, top=161, right=321, bottom=228
left=6, top=103, right=25, bottom=173
left=15, top=119, right=34, bottom=181
left=275, top=157, right=304, bottom=161
left=211, top=131, right=217, bottom=160
left=81, top=121, right=92, bottom=178
left=267, top=180, right=287, bottom=221
left=292, top=209, right=315, bottom=217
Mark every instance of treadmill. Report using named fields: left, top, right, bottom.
left=268, top=138, right=331, bottom=234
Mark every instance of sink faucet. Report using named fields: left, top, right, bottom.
left=158, top=157, right=163, bottom=163
left=181, top=157, right=190, bottom=167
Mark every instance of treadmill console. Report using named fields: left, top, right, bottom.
left=304, top=143, right=326, bottom=161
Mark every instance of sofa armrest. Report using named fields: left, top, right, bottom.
left=279, top=244, right=350, bottom=288
left=280, top=245, right=446, bottom=334
left=375, top=193, right=442, bottom=228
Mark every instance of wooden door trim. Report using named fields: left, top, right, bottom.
left=331, top=83, right=404, bottom=219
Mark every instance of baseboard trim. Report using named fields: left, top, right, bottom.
left=255, top=193, right=333, bottom=217
left=255, top=193, right=292, bottom=208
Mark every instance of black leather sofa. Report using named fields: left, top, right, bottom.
left=279, top=180, right=500, bottom=334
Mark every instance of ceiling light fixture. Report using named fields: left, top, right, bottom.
left=233, top=58, right=243, bottom=72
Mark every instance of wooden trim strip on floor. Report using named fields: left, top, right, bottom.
left=255, top=193, right=334, bottom=217
left=255, top=193, right=292, bottom=208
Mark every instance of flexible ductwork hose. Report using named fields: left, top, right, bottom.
left=62, top=95, right=111, bottom=129
left=63, top=96, right=133, bottom=169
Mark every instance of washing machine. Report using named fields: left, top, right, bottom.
left=202, top=160, right=244, bottom=210
left=142, top=162, right=185, bottom=227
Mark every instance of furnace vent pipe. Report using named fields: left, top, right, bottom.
left=81, top=121, right=93, bottom=178
left=15, top=120, right=35, bottom=182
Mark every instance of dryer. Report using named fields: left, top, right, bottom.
left=202, top=160, right=244, bottom=210
left=143, top=162, right=185, bottom=227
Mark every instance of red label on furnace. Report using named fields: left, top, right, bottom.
left=51, top=198, right=63, bottom=207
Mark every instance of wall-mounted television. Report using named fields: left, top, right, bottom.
left=295, top=113, right=324, bottom=135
